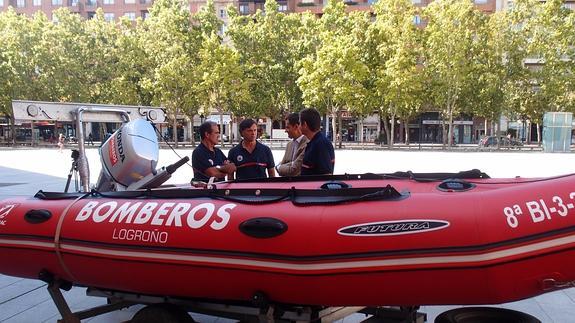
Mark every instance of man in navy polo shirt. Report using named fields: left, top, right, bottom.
left=228, top=119, right=276, bottom=180
left=192, top=121, right=236, bottom=182
left=300, top=108, right=335, bottom=175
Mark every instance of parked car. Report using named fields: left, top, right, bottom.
left=478, top=136, right=523, bottom=148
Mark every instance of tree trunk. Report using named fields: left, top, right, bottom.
left=337, top=111, right=343, bottom=149
left=441, top=119, right=447, bottom=148
left=331, top=111, right=337, bottom=148
left=190, top=114, right=196, bottom=147
left=382, top=116, right=390, bottom=147
left=229, top=114, right=234, bottom=145
left=10, top=114, right=16, bottom=146
left=536, top=122, right=541, bottom=145
left=172, top=116, right=179, bottom=148
left=404, top=120, right=410, bottom=145
left=219, top=108, right=225, bottom=147
left=389, top=114, right=395, bottom=148
left=484, top=119, right=488, bottom=140
left=447, top=107, right=454, bottom=148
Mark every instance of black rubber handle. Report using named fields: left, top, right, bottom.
left=239, top=217, right=288, bottom=238
left=25, top=209, right=52, bottom=224
left=166, top=156, right=190, bottom=174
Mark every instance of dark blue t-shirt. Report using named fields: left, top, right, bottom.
left=228, top=141, right=275, bottom=179
left=191, top=143, right=228, bottom=182
left=301, top=132, right=335, bottom=176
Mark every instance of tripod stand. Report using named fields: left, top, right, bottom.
left=64, top=149, right=80, bottom=193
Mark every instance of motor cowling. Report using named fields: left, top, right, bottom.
left=100, top=119, right=159, bottom=188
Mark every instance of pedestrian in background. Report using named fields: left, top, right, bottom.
left=228, top=119, right=275, bottom=180
left=276, top=113, right=309, bottom=176
left=57, top=133, right=65, bottom=153
left=300, top=108, right=335, bottom=175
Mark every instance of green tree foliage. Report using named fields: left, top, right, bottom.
left=297, top=0, right=368, bottom=147
left=111, top=17, right=154, bottom=106
left=369, top=0, right=424, bottom=146
left=141, top=0, right=201, bottom=146
left=197, top=33, right=250, bottom=146
left=227, top=0, right=304, bottom=123
left=1, top=0, right=574, bottom=147
left=423, top=0, right=484, bottom=146
left=0, top=9, right=47, bottom=143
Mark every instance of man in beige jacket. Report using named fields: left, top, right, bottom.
left=276, top=113, right=309, bottom=176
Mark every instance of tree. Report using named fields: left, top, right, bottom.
left=141, top=0, right=201, bottom=146
left=297, top=0, right=368, bottom=147
left=423, top=0, right=484, bottom=147
left=0, top=9, right=46, bottom=143
left=110, top=17, right=155, bottom=106
left=457, top=11, right=507, bottom=139
left=370, top=0, right=424, bottom=146
left=196, top=32, right=250, bottom=146
left=227, top=0, right=305, bottom=125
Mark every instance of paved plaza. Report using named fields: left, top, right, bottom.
left=1, top=147, right=575, bottom=322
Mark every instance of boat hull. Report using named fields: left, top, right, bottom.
left=1, top=174, right=575, bottom=306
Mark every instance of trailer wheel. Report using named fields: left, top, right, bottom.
left=131, top=303, right=195, bottom=323
left=435, top=307, right=540, bottom=323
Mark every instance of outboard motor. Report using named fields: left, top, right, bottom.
left=96, top=119, right=159, bottom=191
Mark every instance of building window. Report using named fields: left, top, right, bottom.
left=51, top=0, right=62, bottom=5
left=104, top=12, right=114, bottom=21
left=219, top=9, right=225, bottom=18
left=87, top=11, right=96, bottom=18
left=367, top=0, right=377, bottom=4
left=278, top=3, right=287, bottom=11
left=86, top=0, right=96, bottom=5
left=69, top=0, right=78, bottom=5
left=52, top=14, right=59, bottom=23
left=474, top=0, right=487, bottom=3
left=124, top=0, right=135, bottom=3
left=124, top=12, right=136, bottom=20
left=239, top=3, right=249, bottom=15
left=103, top=0, right=113, bottom=4
left=16, top=0, right=25, bottom=7
left=413, top=15, right=421, bottom=25
left=0, top=0, right=3, bottom=7
left=411, top=0, right=421, bottom=3
left=141, top=10, right=149, bottom=19
left=33, top=0, right=41, bottom=5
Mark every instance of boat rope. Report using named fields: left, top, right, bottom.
left=54, top=192, right=91, bottom=282
left=35, top=185, right=405, bottom=206
left=467, top=173, right=575, bottom=185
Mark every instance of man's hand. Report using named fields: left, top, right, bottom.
left=220, top=162, right=236, bottom=174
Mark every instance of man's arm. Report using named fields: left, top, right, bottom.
left=204, top=163, right=236, bottom=179
left=277, top=141, right=307, bottom=176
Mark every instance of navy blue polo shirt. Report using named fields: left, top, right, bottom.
left=228, top=141, right=275, bottom=179
left=191, top=143, right=228, bottom=182
left=301, top=132, right=335, bottom=176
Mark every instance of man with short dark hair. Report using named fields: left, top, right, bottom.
left=192, top=121, right=236, bottom=182
left=299, top=108, right=335, bottom=175
left=276, top=113, right=309, bottom=176
left=228, top=119, right=276, bottom=180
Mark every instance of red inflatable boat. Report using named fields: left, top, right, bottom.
left=1, top=170, right=575, bottom=307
